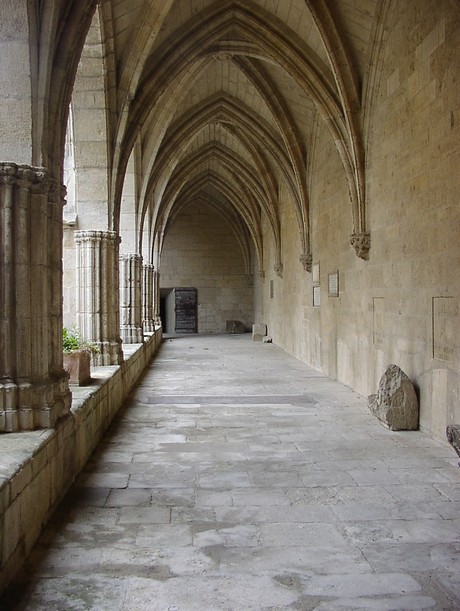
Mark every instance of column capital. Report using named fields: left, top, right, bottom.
left=75, top=230, right=121, bottom=244
left=299, top=252, right=313, bottom=272
left=120, top=252, right=142, bottom=262
left=350, top=232, right=371, bottom=260
left=0, top=162, right=50, bottom=193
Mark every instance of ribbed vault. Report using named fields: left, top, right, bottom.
left=98, top=0, right=382, bottom=271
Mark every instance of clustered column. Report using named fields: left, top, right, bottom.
left=119, top=253, right=143, bottom=343
left=0, top=163, right=71, bottom=431
left=74, top=230, right=123, bottom=365
left=154, top=269, right=162, bottom=327
left=142, top=263, right=155, bottom=332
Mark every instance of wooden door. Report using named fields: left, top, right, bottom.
left=175, top=288, right=197, bottom=333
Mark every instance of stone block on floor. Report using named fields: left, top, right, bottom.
left=368, top=364, right=419, bottom=430
left=252, top=323, right=267, bottom=342
left=447, top=425, right=460, bottom=463
left=226, top=320, right=246, bottom=334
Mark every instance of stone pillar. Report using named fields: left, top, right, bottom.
left=154, top=270, right=162, bottom=327
left=0, top=163, right=71, bottom=432
left=142, top=263, right=155, bottom=332
left=74, top=230, right=123, bottom=366
left=119, top=253, right=143, bottom=343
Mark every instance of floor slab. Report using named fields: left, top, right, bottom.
left=2, top=334, right=460, bottom=610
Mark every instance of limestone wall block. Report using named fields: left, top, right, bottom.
left=74, top=141, right=109, bottom=167
left=9, top=463, right=32, bottom=501
left=2, top=496, right=20, bottom=565
left=0, top=479, right=10, bottom=514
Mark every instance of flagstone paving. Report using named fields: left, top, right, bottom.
left=2, top=334, right=460, bottom=610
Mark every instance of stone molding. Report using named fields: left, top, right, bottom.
left=350, top=232, right=371, bottom=260
left=0, top=163, right=71, bottom=431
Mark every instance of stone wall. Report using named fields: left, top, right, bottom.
left=255, top=0, right=460, bottom=442
left=160, top=200, right=253, bottom=333
left=0, top=329, right=162, bottom=593
left=63, top=225, right=78, bottom=329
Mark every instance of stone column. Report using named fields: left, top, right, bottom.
left=0, top=163, right=71, bottom=432
left=154, top=270, right=162, bottom=327
left=119, top=253, right=143, bottom=343
left=142, top=263, right=155, bottom=332
left=74, top=230, right=123, bottom=366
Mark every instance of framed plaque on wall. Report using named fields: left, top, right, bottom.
left=328, top=271, right=339, bottom=297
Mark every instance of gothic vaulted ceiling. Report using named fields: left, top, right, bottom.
left=97, top=0, right=382, bottom=271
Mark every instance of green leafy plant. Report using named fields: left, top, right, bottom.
left=63, top=326, right=100, bottom=355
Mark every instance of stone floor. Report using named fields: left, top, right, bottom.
left=2, top=334, right=460, bottom=610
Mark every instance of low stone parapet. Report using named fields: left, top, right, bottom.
left=0, top=328, right=162, bottom=594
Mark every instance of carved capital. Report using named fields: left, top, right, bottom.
left=214, top=52, right=233, bottom=62
left=18, top=166, right=40, bottom=191
left=120, top=253, right=143, bottom=263
left=0, top=162, right=19, bottom=185
left=350, top=232, right=370, bottom=260
left=75, top=230, right=120, bottom=244
left=258, top=269, right=265, bottom=280
left=274, top=263, right=283, bottom=278
left=0, top=163, right=50, bottom=193
left=299, top=252, right=313, bottom=272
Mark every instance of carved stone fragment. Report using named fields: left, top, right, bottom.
left=252, top=323, right=267, bottom=342
left=226, top=320, right=246, bottom=334
left=350, top=232, right=371, bottom=260
left=299, top=252, right=313, bottom=272
left=368, top=364, right=419, bottom=430
left=446, top=425, right=460, bottom=465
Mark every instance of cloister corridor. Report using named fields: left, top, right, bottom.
left=1, top=335, right=459, bottom=610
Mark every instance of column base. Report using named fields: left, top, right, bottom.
left=0, top=375, right=71, bottom=432
left=120, top=326, right=144, bottom=344
left=143, top=318, right=156, bottom=333
left=92, top=339, right=124, bottom=366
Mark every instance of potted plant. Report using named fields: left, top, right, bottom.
left=63, top=326, right=99, bottom=385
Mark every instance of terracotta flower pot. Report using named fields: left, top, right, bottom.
left=63, top=350, right=91, bottom=385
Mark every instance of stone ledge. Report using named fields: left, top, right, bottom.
left=0, top=328, right=162, bottom=594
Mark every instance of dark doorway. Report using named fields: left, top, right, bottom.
left=174, top=287, right=198, bottom=333
left=160, top=287, right=198, bottom=334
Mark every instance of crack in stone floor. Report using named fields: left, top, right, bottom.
left=2, top=334, right=460, bottom=610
